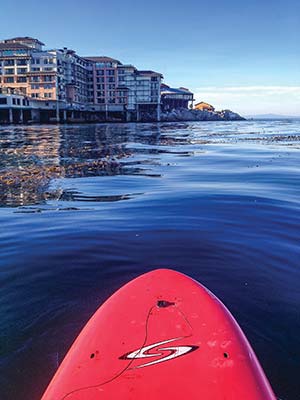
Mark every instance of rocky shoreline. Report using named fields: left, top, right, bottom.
left=159, top=108, right=245, bottom=122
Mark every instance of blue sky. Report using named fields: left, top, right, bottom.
left=2, top=0, right=300, bottom=115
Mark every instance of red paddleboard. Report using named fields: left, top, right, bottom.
left=41, top=269, right=276, bottom=399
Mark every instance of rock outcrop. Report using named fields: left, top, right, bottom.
left=160, top=108, right=245, bottom=122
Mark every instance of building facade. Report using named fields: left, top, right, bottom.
left=0, top=37, right=192, bottom=123
left=85, top=57, right=162, bottom=120
left=161, top=84, right=194, bottom=111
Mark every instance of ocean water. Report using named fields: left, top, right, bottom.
left=0, top=120, right=299, bottom=400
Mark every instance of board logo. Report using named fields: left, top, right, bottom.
left=120, top=337, right=198, bottom=369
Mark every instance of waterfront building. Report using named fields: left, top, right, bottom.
left=0, top=38, right=93, bottom=104
left=134, top=70, right=162, bottom=120
left=0, top=87, right=31, bottom=123
left=85, top=57, right=162, bottom=120
left=194, top=101, right=215, bottom=112
left=160, top=84, right=194, bottom=111
left=0, top=37, right=42, bottom=96
left=85, top=56, right=123, bottom=105
left=0, top=36, right=189, bottom=123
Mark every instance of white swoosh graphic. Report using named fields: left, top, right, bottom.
left=120, top=337, right=198, bottom=369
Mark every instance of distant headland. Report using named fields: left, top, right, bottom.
left=245, top=114, right=300, bottom=120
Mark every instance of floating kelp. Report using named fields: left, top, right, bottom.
left=0, top=158, right=131, bottom=207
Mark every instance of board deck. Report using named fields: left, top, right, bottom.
left=41, top=269, right=276, bottom=399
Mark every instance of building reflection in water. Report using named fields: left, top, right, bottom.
left=0, top=123, right=192, bottom=207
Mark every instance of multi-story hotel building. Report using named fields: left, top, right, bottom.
left=0, top=38, right=92, bottom=104
left=85, top=57, right=162, bottom=119
left=0, top=36, right=191, bottom=123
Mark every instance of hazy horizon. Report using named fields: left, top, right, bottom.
left=2, top=0, right=299, bottom=115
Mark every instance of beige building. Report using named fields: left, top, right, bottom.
left=194, top=102, right=215, bottom=112
left=0, top=37, right=91, bottom=104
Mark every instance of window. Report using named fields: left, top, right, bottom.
left=31, top=84, right=39, bottom=89
left=118, top=90, right=127, bottom=97
left=0, top=98, right=7, bottom=104
left=5, top=69, right=14, bottom=75
left=106, top=69, right=115, bottom=76
left=44, top=76, right=53, bottom=82
left=17, top=68, right=27, bottom=74
left=31, top=67, right=40, bottom=72
left=108, top=77, right=115, bottom=83
left=97, top=70, right=104, bottom=76
left=30, top=76, right=40, bottom=82
left=17, top=60, right=27, bottom=66
left=17, top=77, right=27, bottom=83
left=4, top=59, right=14, bottom=66
left=31, top=93, right=39, bottom=98
left=4, top=77, right=14, bottom=83
left=44, top=93, right=52, bottom=98
left=97, top=77, right=105, bottom=83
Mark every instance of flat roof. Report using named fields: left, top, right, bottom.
left=137, top=70, right=163, bottom=77
left=84, top=56, right=122, bottom=64
left=4, top=37, right=45, bottom=45
left=0, top=42, right=31, bottom=51
left=161, top=86, right=193, bottom=95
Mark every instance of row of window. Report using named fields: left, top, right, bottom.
left=1, top=68, right=28, bottom=75
left=96, top=90, right=128, bottom=96
left=0, top=76, right=55, bottom=83
left=0, top=97, right=29, bottom=106
left=1, top=59, right=27, bottom=66
left=31, top=67, right=54, bottom=72
left=31, top=84, right=54, bottom=89
left=31, top=93, right=53, bottom=98
left=30, top=76, right=54, bottom=82
left=96, top=97, right=127, bottom=104
left=32, top=58, right=55, bottom=65
left=95, top=62, right=115, bottom=68
left=1, top=58, right=55, bottom=66
left=96, top=77, right=116, bottom=83
left=94, top=76, right=126, bottom=83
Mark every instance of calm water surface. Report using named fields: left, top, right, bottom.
left=0, top=121, right=300, bottom=399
